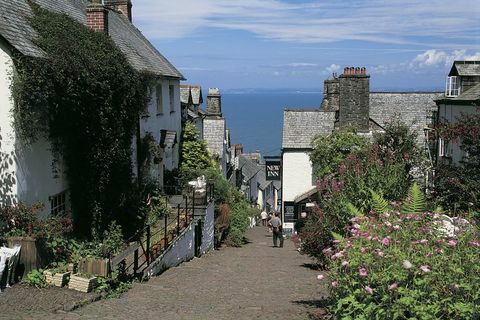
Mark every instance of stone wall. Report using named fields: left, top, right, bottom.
left=320, top=78, right=340, bottom=111
left=338, top=75, right=370, bottom=131
left=206, top=88, right=221, bottom=116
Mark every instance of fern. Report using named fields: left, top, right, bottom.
left=331, top=232, right=344, bottom=241
left=346, top=202, right=364, bottom=218
left=369, top=189, right=391, bottom=213
left=401, top=183, right=427, bottom=214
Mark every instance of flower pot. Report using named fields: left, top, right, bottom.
left=69, top=274, right=97, bottom=293
left=167, top=232, right=174, bottom=242
left=44, top=270, right=70, bottom=287
left=159, top=239, right=166, bottom=250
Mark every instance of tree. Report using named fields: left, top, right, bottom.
left=179, top=122, right=214, bottom=182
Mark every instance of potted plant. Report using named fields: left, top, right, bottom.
left=43, top=262, right=70, bottom=287
left=69, top=273, right=98, bottom=293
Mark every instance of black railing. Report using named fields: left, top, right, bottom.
left=110, top=183, right=215, bottom=279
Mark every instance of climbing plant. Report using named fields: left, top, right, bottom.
left=11, top=4, right=149, bottom=238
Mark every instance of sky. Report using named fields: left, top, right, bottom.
left=133, top=0, right=480, bottom=91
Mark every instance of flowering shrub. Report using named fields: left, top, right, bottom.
left=325, top=201, right=480, bottom=319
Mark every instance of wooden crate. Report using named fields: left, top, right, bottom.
left=69, top=274, right=97, bottom=293
left=44, top=270, right=70, bottom=287
left=77, top=259, right=110, bottom=277
left=7, top=237, right=47, bottom=279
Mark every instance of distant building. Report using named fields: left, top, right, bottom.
left=281, top=67, right=441, bottom=231
left=435, top=61, right=480, bottom=165
left=203, top=88, right=232, bottom=177
left=180, top=85, right=204, bottom=136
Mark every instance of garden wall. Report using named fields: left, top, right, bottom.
left=144, top=201, right=214, bottom=279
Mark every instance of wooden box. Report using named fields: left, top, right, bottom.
left=44, top=270, right=70, bottom=287
left=69, top=274, right=97, bottom=293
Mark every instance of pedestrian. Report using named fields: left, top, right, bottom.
left=268, top=212, right=284, bottom=248
left=260, top=209, right=268, bottom=226
left=294, top=212, right=307, bottom=234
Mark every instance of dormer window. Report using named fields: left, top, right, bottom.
left=445, top=76, right=460, bottom=97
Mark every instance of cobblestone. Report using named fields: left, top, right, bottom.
left=1, top=227, right=328, bottom=320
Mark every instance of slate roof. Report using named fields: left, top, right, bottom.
left=282, top=110, right=336, bottom=149
left=0, top=0, right=183, bottom=79
left=203, top=118, right=225, bottom=158
left=190, top=86, right=203, bottom=105
left=449, top=61, right=480, bottom=77
left=272, top=180, right=281, bottom=190
left=238, top=154, right=261, bottom=181
left=180, top=86, right=192, bottom=105
left=369, top=92, right=441, bottom=144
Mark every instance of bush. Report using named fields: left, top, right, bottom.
left=324, top=190, right=480, bottom=319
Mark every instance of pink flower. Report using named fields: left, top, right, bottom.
left=384, top=221, right=392, bottom=227
left=420, top=265, right=431, bottom=273
left=331, top=250, right=345, bottom=260
left=396, top=218, right=403, bottom=223
left=344, top=242, right=353, bottom=249
left=332, top=240, right=340, bottom=245
left=419, top=239, right=428, bottom=244
left=359, top=268, right=367, bottom=277
left=382, top=212, right=390, bottom=218
left=352, top=224, right=361, bottom=230
left=468, top=241, right=480, bottom=247
left=331, top=281, right=338, bottom=288
left=371, top=236, right=379, bottom=242
left=364, top=286, right=373, bottom=294
left=360, top=247, right=369, bottom=253
left=426, top=252, right=433, bottom=257
left=322, top=247, right=333, bottom=255
left=341, top=260, right=349, bottom=267
left=375, top=249, right=384, bottom=257
left=447, top=239, right=457, bottom=246
left=393, top=225, right=401, bottom=230
left=388, top=283, right=398, bottom=291
left=403, top=260, right=413, bottom=269
left=381, top=237, right=390, bottom=246
left=317, top=274, right=325, bottom=280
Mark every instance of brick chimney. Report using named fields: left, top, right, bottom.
left=105, top=0, right=132, bottom=22
left=206, top=88, right=222, bottom=117
left=86, top=2, right=108, bottom=33
left=337, top=66, right=370, bottom=132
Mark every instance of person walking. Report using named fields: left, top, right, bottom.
left=269, top=212, right=284, bottom=248
left=260, top=210, right=268, bottom=226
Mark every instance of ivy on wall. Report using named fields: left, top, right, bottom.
left=11, top=4, right=149, bottom=238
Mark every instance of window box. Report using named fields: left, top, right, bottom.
left=44, top=270, right=70, bottom=287
left=69, top=274, right=97, bottom=293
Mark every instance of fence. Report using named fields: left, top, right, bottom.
left=110, top=183, right=215, bottom=279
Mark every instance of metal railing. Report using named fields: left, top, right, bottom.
left=110, top=183, right=215, bottom=279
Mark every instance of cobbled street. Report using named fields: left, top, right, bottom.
left=2, top=226, right=328, bottom=320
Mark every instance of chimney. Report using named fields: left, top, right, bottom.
left=206, top=88, right=222, bottom=117
left=105, top=0, right=132, bottom=22
left=87, top=2, right=108, bottom=33
left=338, top=66, right=370, bottom=132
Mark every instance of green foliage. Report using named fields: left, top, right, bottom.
left=11, top=5, right=148, bottom=238
left=96, top=221, right=124, bottom=258
left=225, top=201, right=250, bottom=247
left=369, top=189, right=390, bottom=214
left=179, top=121, right=215, bottom=185
left=401, top=183, right=427, bottom=214
left=23, top=269, right=46, bottom=288
left=310, top=127, right=368, bottom=179
left=326, top=207, right=480, bottom=319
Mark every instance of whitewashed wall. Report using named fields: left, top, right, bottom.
left=438, top=103, right=477, bottom=164
left=281, top=150, right=314, bottom=229
left=200, top=201, right=215, bottom=254
left=136, top=78, right=181, bottom=186
left=0, top=42, right=67, bottom=217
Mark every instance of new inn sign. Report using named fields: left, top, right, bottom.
left=266, top=160, right=281, bottom=181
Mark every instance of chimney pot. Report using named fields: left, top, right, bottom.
left=350, top=67, right=355, bottom=75
left=343, top=67, right=349, bottom=76
left=361, top=67, right=366, bottom=75
left=355, top=67, right=360, bottom=75
left=105, top=0, right=132, bottom=22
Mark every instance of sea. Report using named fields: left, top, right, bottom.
left=221, top=90, right=324, bottom=157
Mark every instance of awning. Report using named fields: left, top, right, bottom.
left=294, top=187, right=318, bottom=204
left=160, top=130, right=177, bottom=148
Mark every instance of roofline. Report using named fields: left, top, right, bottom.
left=281, top=147, right=313, bottom=152
left=370, top=91, right=442, bottom=94
left=435, top=98, right=480, bottom=105
left=283, top=108, right=334, bottom=112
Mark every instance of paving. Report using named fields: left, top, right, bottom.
left=1, top=227, right=328, bottom=320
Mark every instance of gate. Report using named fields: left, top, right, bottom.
left=194, top=219, right=203, bottom=257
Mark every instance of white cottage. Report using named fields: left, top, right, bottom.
left=0, top=0, right=184, bottom=214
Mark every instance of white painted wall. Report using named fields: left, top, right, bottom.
left=281, top=150, right=314, bottom=229
left=138, top=78, right=182, bottom=187
left=1, top=42, right=68, bottom=217
left=438, top=103, right=478, bottom=164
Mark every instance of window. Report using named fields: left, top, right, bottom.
left=439, top=138, right=451, bottom=157
left=169, top=85, right=175, bottom=113
left=156, top=84, right=163, bottom=115
left=50, top=191, right=66, bottom=215
left=445, top=76, right=460, bottom=97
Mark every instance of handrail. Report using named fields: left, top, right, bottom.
left=111, top=182, right=215, bottom=278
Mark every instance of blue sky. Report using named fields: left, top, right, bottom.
left=133, top=0, right=480, bottom=91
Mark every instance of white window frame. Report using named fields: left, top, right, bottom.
left=445, top=76, right=460, bottom=97
left=169, top=85, right=175, bottom=113
left=50, top=191, right=66, bottom=215
left=156, top=84, right=163, bottom=115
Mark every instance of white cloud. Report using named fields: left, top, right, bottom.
left=325, top=64, right=341, bottom=74
left=287, top=62, right=318, bottom=67
left=133, top=0, right=480, bottom=46
left=410, top=49, right=480, bottom=68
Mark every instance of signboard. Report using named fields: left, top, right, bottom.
left=265, top=160, right=281, bottom=181
left=283, top=201, right=295, bottom=223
